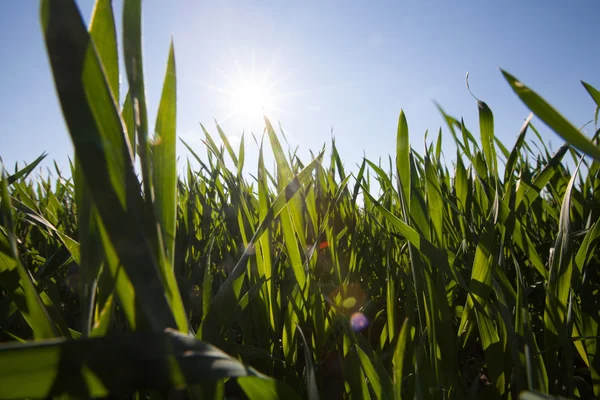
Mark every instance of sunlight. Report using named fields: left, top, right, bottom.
left=230, top=79, right=274, bottom=122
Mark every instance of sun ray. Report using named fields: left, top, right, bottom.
left=193, top=45, right=351, bottom=133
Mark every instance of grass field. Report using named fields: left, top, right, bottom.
left=1, top=0, right=600, bottom=399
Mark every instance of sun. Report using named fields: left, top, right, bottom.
left=193, top=51, right=297, bottom=131
left=230, top=80, right=274, bottom=122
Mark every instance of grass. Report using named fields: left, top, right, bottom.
left=1, top=0, right=600, bottom=399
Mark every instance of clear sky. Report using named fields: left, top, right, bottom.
left=1, top=1, right=599, bottom=179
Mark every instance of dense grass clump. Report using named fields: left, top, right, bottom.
left=1, top=0, right=600, bottom=399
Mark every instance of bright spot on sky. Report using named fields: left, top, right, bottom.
left=195, top=54, right=290, bottom=133
left=230, top=80, right=275, bottom=123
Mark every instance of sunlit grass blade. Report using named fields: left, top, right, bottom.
left=41, top=0, right=182, bottom=331
left=581, top=81, right=600, bottom=124
left=502, top=70, right=600, bottom=162
left=215, top=120, right=239, bottom=167
left=89, top=0, right=118, bottom=103
left=152, top=40, right=178, bottom=264
left=396, top=110, right=411, bottom=211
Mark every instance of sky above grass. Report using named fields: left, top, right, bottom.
left=1, top=1, right=599, bottom=178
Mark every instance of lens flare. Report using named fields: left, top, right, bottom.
left=350, top=312, right=369, bottom=331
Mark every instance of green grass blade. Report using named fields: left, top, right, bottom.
left=0, top=169, right=57, bottom=339
left=152, top=40, right=177, bottom=264
left=41, top=0, right=181, bottom=331
left=543, top=159, right=581, bottom=392
left=581, top=81, right=600, bottom=124
left=7, top=153, right=47, bottom=186
left=238, top=377, right=302, bottom=400
left=215, top=120, right=239, bottom=167
left=296, top=325, right=320, bottom=400
left=396, top=110, right=411, bottom=211
left=502, top=70, right=600, bottom=162
left=392, top=317, right=411, bottom=400
left=477, top=98, right=497, bottom=177
left=89, top=0, right=118, bottom=103
left=123, top=0, right=153, bottom=201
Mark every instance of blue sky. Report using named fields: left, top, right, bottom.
left=1, top=1, right=599, bottom=178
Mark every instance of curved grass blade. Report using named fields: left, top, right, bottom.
left=502, top=70, right=600, bottom=162
left=581, top=81, right=600, bottom=124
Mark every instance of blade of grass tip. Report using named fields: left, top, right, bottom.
left=502, top=70, right=600, bottom=162
left=89, top=0, right=118, bottom=104
left=467, top=72, right=497, bottom=177
left=0, top=168, right=57, bottom=339
left=41, top=0, right=182, bottom=331
left=7, top=153, right=47, bottom=185
left=581, top=81, right=600, bottom=125
left=122, top=91, right=135, bottom=159
left=215, top=120, right=238, bottom=167
left=505, top=113, right=533, bottom=184
left=396, top=110, right=411, bottom=213
left=237, top=133, right=245, bottom=175
left=435, top=127, right=443, bottom=161
left=515, top=142, right=569, bottom=208
left=425, top=155, right=444, bottom=245
left=544, top=158, right=582, bottom=392
left=152, top=40, right=177, bottom=264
